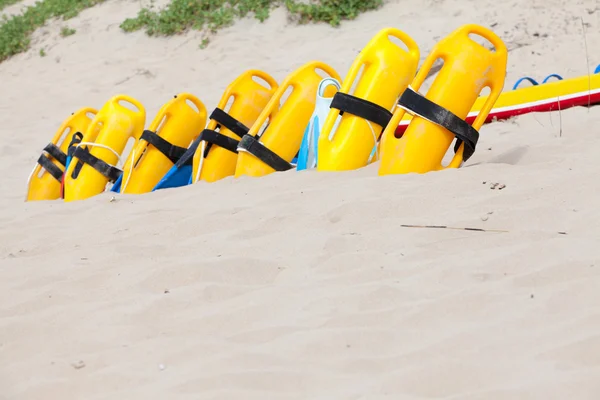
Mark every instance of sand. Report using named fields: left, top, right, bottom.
left=1, top=0, right=600, bottom=398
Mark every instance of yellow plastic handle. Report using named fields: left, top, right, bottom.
left=247, top=61, right=338, bottom=138
left=384, top=28, right=421, bottom=62
left=461, top=24, right=506, bottom=57
left=339, top=27, right=419, bottom=95
left=250, top=70, right=278, bottom=91
left=113, top=94, right=145, bottom=118
left=174, top=92, right=207, bottom=117
left=463, top=26, right=508, bottom=130
left=311, top=62, right=340, bottom=88
left=445, top=25, right=507, bottom=168
left=407, top=52, right=443, bottom=95
left=58, top=107, right=98, bottom=142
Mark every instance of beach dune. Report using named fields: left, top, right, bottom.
left=1, top=0, right=600, bottom=398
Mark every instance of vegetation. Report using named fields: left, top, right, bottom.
left=60, top=25, right=76, bottom=36
left=0, top=0, right=105, bottom=61
left=0, top=0, right=22, bottom=11
left=0, top=0, right=382, bottom=62
left=120, top=0, right=383, bottom=46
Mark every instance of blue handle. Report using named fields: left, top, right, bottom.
left=541, top=74, right=563, bottom=83
left=512, top=76, right=539, bottom=90
left=514, top=63, right=600, bottom=90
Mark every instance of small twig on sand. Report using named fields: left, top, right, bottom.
left=400, top=224, right=508, bottom=233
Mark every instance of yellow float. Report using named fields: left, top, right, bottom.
left=192, top=70, right=279, bottom=183
left=317, top=27, right=420, bottom=171
left=235, top=61, right=341, bottom=178
left=63, top=95, right=146, bottom=201
left=119, top=93, right=207, bottom=194
left=25, top=107, right=97, bottom=201
left=379, top=24, right=507, bottom=175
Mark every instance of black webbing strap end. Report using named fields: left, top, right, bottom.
left=397, top=87, right=480, bottom=162
left=237, top=135, right=293, bottom=172
left=209, top=108, right=250, bottom=139
left=330, top=92, right=393, bottom=129
left=72, top=146, right=123, bottom=183
left=67, top=132, right=84, bottom=158
left=140, top=130, right=188, bottom=164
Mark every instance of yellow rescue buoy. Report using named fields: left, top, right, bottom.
left=26, top=107, right=97, bottom=201
left=192, top=70, right=278, bottom=183
left=120, top=93, right=207, bottom=194
left=317, top=28, right=420, bottom=172
left=379, top=24, right=507, bottom=175
left=235, top=61, right=341, bottom=178
left=63, top=95, right=146, bottom=201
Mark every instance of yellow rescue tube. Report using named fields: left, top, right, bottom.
left=63, top=95, right=146, bottom=201
left=192, top=69, right=279, bottom=183
left=120, top=93, right=207, bottom=194
left=235, top=61, right=341, bottom=178
left=379, top=24, right=507, bottom=175
left=317, top=28, right=420, bottom=171
left=25, top=107, right=97, bottom=201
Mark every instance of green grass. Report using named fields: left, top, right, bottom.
left=0, top=0, right=382, bottom=63
left=0, top=0, right=104, bottom=62
left=0, top=0, right=22, bottom=11
left=60, top=25, right=76, bottom=36
left=120, top=0, right=383, bottom=46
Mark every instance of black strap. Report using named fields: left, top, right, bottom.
left=71, top=146, right=123, bottom=183
left=200, top=108, right=250, bottom=158
left=170, top=125, right=243, bottom=169
left=237, top=135, right=293, bottom=172
left=330, top=92, right=393, bottom=129
left=42, top=143, right=67, bottom=166
left=397, top=87, right=479, bottom=162
left=159, top=108, right=249, bottom=168
left=198, top=129, right=241, bottom=155
left=36, top=142, right=68, bottom=182
left=210, top=108, right=249, bottom=139
left=140, top=130, right=188, bottom=164
left=173, top=137, right=201, bottom=168
left=37, top=154, right=64, bottom=182
left=67, top=132, right=84, bottom=158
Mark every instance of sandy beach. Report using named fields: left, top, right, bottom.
left=1, top=0, right=600, bottom=398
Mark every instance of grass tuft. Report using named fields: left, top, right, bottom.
left=285, top=0, right=383, bottom=27
left=0, top=0, right=105, bottom=62
left=120, top=0, right=277, bottom=37
left=60, top=25, right=76, bottom=36
left=0, top=0, right=382, bottom=63
left=0, top=0, right=22, bottom=11
left=120, top=0, right=383, bottom=42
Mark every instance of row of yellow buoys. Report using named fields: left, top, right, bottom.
left=26, top=23, right=508, bottom=202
